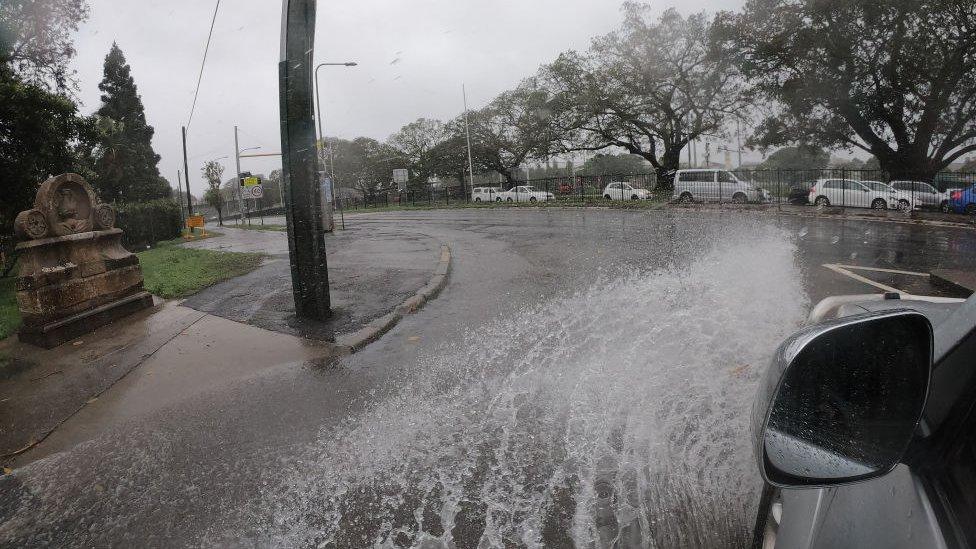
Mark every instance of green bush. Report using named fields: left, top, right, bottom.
left=116, top=199, right=183, bottom=249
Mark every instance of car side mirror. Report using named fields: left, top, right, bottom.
left=754, top=311, right=932, bottom=488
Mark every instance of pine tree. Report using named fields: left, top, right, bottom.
left=93, top=43, right=170, bottom=202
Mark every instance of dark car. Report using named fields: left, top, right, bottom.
left=752, top=292, right=976, bottom=548
left=787, top=184, right=812, bottom=205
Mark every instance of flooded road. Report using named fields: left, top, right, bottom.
left=2, top=210, right=974, bottom=548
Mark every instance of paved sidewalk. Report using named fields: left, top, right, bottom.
left=1, top=224, right=448, bottom=465
left=181, top=223, right=443, bottom=340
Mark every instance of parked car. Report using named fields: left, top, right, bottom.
left=495, top=185, right=554, bottom=203
left=889, top=180, right=952, bottom=212
left=751, top=291, right=975, bottom=548
left=787, top=184, right=812, bottom=205
left=861, top=180, right=918, bottom=210
left=471, top=187, right=501, bottom=202
left=808, top=178, right=913, bottom=210
left=947, top=184, right=976, bottom=215
left=602, top=181, right=651, bottom=200
left=673, top=169, right=770, bottom=203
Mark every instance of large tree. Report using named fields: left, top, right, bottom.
left=468, top=80, right=559, bottom=183
left=387, top=118, right=450, bottom=189
left=755, top=146, right=831, bottom=171
left=579, top=153, right=652, bottom=176
left=328, top=137, right=403, bottom=198
left=0, top=0, right=90, bottom=91
left=92, top=43, right=171, bottom=202
left=202, top=160, right=225, bottom=225
left=0, top=65, right=95, bottom=231
left=0, top=1, right=94, bottom=232
left=714, top=0, right=976, bottom=181
left=542, top=4, right=749, bottom=188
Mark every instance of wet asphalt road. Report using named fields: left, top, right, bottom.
left=2, top=209, right=975, bottom=548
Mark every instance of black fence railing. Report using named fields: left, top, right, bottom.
left=336, top=169, right=976, bottom=217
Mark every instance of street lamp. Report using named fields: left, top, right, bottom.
left=314, top=61, right=357, bottom=230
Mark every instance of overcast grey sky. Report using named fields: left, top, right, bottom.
left=70, top=0, right=746, bottom=196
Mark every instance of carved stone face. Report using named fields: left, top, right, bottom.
left=56, top=188, right=80, bottom=220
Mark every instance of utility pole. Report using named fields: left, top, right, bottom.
left=735, top=119, right=743, bottom=168
left=176, top=171, right=186, bottom=227
left=234, top=125, right=245, bottom=225
left=463, top=83, right=475, bottom=201
left=280, top=0, right=331, bottom=320
left=182, top=126, right=193, bottom=216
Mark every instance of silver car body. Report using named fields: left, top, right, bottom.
left=889, top=180, right=949, bottom=209
left=765, top=294, right=975, bottom=549
left=673, top=169, right=769, bottom=203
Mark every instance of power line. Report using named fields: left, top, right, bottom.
left=186, top=0, right=221, bottom=129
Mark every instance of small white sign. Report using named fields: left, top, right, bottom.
left=393, top=169, right=409, bottom=187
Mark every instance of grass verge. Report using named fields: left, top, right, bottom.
left=138, top=238, right=265, bottom=298
left=234, top=224, right=287, bottom=232
left=0, top=235, right=265, bottom=340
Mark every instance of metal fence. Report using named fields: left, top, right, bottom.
left=337, top=169, right=976, bottom=217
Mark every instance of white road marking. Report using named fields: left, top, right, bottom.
left=827, top=264, right=929, bottom=277
left=822, top=264, right=904, bottom=293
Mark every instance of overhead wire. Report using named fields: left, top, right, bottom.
left=185, top=0, right=222, bottom=130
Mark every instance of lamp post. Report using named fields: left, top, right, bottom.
left=314, top=62, right=357, bottom=230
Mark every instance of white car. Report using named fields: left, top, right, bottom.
left=602, top=182, right=652, bottom=200
left=808, top=179, right=915, bottom=210
left=471, top=187, right=501, bottom=202
left=495, top=185, right=554, bottom=203
left=889, top=180, right=952, bottom=212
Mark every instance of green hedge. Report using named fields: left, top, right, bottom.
left=116, top=199, right=183, bottom=249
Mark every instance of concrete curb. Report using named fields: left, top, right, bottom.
left=334, top=244, right=451, bottom=353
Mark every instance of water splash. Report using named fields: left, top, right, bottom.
left=258, top=228, right=809, bottom=548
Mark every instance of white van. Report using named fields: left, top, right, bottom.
left=673, top=169, right=769, bottom=203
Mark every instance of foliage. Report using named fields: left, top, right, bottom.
left=137, top=242, right=265, bottom=299
left=0, top=67, right=95, bottom=234
left=714, top=0, right=976, bottom=181
left=387, top=118, right=451, bottom=187
left=116, top=199, right=183, bottom=249
left=579, top=154, right=652, bottom=176
left=327, top=136, right=404, bottom=196
left=467, top=79, right=559, bottom=182
left=0, top=0, right=90, bottom=91
left=0, top=276, right=18, bottom=340
left=92, top=43, right=171, bottom=202
left=202, top=159, right=225, bottom=224
left=542, top=5, right=749, bottom=187
left=756, top=146, right=831, bottom=171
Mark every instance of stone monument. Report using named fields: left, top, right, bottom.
left=13, top=173, right=154, bottom=348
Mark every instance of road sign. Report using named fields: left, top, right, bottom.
left=241, top=176, right=263, bottom=199
left=393, top=169, right=409, bottom=191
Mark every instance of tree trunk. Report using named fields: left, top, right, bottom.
left=875, top=147, right=940, bottom=182
left=655, top=147, right=683, bottom=190
left=216, top=205, right=223, bottom=226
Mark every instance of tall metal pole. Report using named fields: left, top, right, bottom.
left=280, top=0, right=331, bottom=320
left=182, top=126, right=193, bottom=216
left=736, top=119, right=743, bottom=168
left=234, top=125, right=248, bottom=225
left=463, top=83, right=475, bottom=200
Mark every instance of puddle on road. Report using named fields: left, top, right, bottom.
left=251, top=226, right=809, bottom=548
